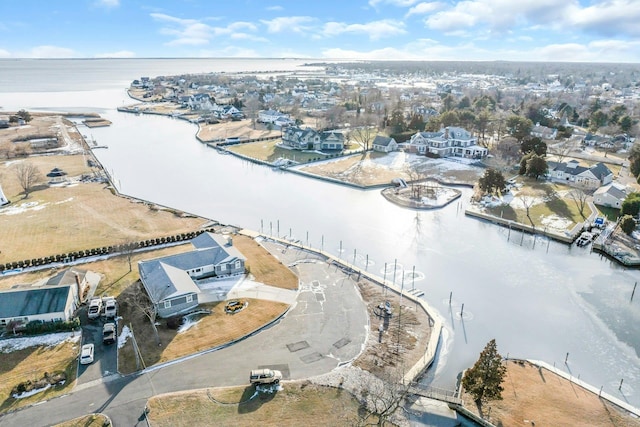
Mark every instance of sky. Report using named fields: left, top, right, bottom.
left=1, top=0, right=639, bottom=62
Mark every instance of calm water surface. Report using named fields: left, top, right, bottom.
left=1, top=59, right=639, bottom=405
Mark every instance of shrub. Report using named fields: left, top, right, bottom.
left=620, top=215, right=636, bottom=235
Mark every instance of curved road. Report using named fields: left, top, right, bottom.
left=0, top=246, right=369, bottom=427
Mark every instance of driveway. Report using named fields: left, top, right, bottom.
left=0, top=243, right=369, bottom=427
left=77, top=314, right=118, bottom=383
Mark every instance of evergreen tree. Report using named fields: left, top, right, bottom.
left=620, top=215, right=636, bottom=235
left=462, top=339, right=507, bottom=405
left=478, top=169, right=506, bottom=195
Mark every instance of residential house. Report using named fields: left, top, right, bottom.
left=282, top=126, right=344, bottom=151
left=0, top=268, right=88, bottom=329
left=372, top=136, right=398, bottom=153
left=408, top=127, right=488, bottom=159
left=593, top=183, right=627, bottom=208
left=258, top=109, right=290, bottom=124
left=188, top=93, right=215, bottom=111
left=548, top=160, right=613, bottom=189
left=138, top=232, right=246, bottom=318
left=531, top=122, right=558, bottom=140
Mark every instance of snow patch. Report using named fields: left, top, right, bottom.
left=12, top=384, right=51, bottom=399
left=118, top=325, right=132, bottom=349
left=0, top=201, right=48, bottom=216
left=540, top=215, right=574, bottom=231
left=177, top=317, right=200, bottom=333
left=0, top=332, right=80, bottom=353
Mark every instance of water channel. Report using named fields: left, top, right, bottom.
left=1, top=59, right=639, bottom=405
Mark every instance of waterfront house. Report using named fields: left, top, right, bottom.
left=408, top=127, right=488, bottom=159
left=0, top=268, right=87, bottom=330
left=548, top=160, right=613, bottom=189
left=372, top=136, right=398, bottom=153
left=138, top=233, right=246, bottom=318
left=282, top=126, right=344, bottom=151
left=593, top=183, right=627, bottom=208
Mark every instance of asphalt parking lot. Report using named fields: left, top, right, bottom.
left=77, top=306, right=118, bottom=384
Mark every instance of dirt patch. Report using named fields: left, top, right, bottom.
left=462, top=360, right=640, bottom=427
left=53, top=413, right=111, bottom=427
left=353, top=280, right=432, bottom=380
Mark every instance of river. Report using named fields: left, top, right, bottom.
left=1, top=59, right=639, bottom=405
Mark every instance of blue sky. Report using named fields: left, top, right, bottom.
left=1, top=0, right=639, bottom=62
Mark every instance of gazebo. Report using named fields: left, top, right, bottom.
left=47, top=167, right=68, bottom=185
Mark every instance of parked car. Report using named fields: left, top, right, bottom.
left=80, top=344, right=94, bottom=364
left=88, top=297, right=102, bottom=320
left=103, top=297, right=117, bottom=318
left=249, top=369, right=282, bottom=385
left=102, top=322, right=116, bottom=345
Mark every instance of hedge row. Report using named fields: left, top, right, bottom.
left=23, top=318, right=81, bottom=335
left=0, top=229, right=216, bottom=272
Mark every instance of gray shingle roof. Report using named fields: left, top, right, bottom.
left=372, top=136, right=394, bottom=147
left=0, top=286, right=72, bottom=318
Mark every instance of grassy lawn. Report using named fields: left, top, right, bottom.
left=233, top=235, right=298, bottom=290
left=0, top=154, right=207, bottom=264
left=53, top=414, right=110, bottom=427
left=485, top=180, right=588, bottom=230
left=118, top=285, right=289, bottom=374
left=0, top=338, right=79, bottom=414
left=0, top=244, right=194, bottom=296
left=225, top=139, right=329, bottom=163
left=462, top=360, right=640, bottom=427
left=146, top=382, right=365, bottom=427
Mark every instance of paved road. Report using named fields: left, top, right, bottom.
left=0, top=246, right=368, bottom=427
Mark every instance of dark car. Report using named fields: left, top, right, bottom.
left=102, top=322, right=116, bottom=345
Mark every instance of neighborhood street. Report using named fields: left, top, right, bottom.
left=0, top=246, right=369, bottom=427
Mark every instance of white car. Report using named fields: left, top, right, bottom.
left=80, top=344, right=94, bottom=365
left=88, top=297, right=102, bottom=320
left=103, top=297, right=117, bottom=318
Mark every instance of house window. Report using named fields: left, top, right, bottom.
left=164, top=300, right=171, bottom=309
left=186, top=295, right=193, bottom=303
left=235, top=260, right=242, bottom=269
left=220, top=264, right=226, bottom=271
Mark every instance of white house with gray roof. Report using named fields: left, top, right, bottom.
left=282, top=126, right=344, bottom=151
left=548, top=160, right=613, bottom=189
left=0, top=268, right=88, bottom=329
left=593, top=183, right=627, bottom=208
left=372, top=136, right=398, bottom=153
left=138, top=233, right=246, bottom=318
left=408, top=127, right=487, bottom=159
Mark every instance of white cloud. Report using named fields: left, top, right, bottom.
left=266, top=5, right=283, bottom=11
left=23, top=45, right=77, bottom=58
left=569, top=0, right=640, bottom=37
left=322, top=19, right=406, bottom=40
left=94, top=50, right=135, bottom=58
left=0, top=48, right=10, bottom=58
left=95, top=0, right=119, bottom=8
left=405, top=2, right=444, bottom=17
left=230, top=33, right=268, bottom=42
left=260, top=16, right=314, bottom=33
left=152, top=13, right=212, bottom=46
left=369, top=0, right=419, bottom=7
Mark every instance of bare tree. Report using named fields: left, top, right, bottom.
left=120, top=240, right=139, bottom=272
left=14, top=162, right=42, bottom=198
left=404, top=162, right=426, bottom=200
left=517, top=194, right=536, bottom=227
left=242, top=97, right=262, bottom=129
left=549, top=140, right=575, bottom=164
left=568, top=188, right=591, bottom=219
left=349, top=122, right=377, bottom=151
left=356, top=370, right=411, bottom=427
left=128, top=281, right=161, bottom=346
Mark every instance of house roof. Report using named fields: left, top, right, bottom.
left=0, top=286, right=73, bottom=318
left=46, top=267, right=86, bottom=287
left=590, top=162, right=612, bottom=179
left=140, top=262, right=201, bottom=303
left=594, top=183, right=627, bottom=200
left=372, top=136, right=395, bottom=147
left=139, top=232, right=245, bottom=304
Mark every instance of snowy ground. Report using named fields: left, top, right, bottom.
left=0, top=331, right=80, bottom=353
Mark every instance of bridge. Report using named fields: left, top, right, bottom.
left=408, top=383, right=462, bottom=405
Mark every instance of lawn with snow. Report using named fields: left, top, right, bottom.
left=118, top=325, right=133, bottom=349
left=0, top=331, right=80, bottom=353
